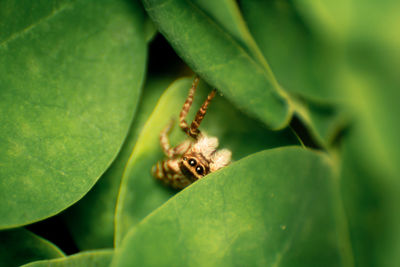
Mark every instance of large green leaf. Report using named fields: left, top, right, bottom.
left=63, top=75, right=174, bottom=250
left=114, top=77, right=299, bottom=245
left=112, top=147, right=352, bottom=266
left=0, top=0, right=146, bottom=228
left=23, top=250, right=112, bottom=267
left=142, top=0, right=291, bottom=130
left=0, top=228, right=64, bottom=267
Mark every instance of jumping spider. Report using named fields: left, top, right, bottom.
left=152, top=76, right=232, bottom=189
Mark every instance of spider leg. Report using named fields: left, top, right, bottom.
left=179, top=76, right=199, bottom=138
left=160, top=118, right=175, bottom=158
left=152, top=159, right=192, bottom=189
left=160, top=119, right=192, bottom=158
left=189, top=89, right=216, bottom=138
left=173, top=140, right=192, bottom=155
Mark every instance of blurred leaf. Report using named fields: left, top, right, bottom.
left=238, top=0, right=352, bottom=148
left=114, top=77, right=300, bottom=245
left=0, top=0, right=146, bottom=228
left=240, top=0, right=341, bottom=102
left=23, top=250, right=112, bottom=267
left=0, top=228, right=64, bottom=267
left=112, top=147, right=352, bottom=267
left=63, top=75, right=174, bottom=250
left=144, top=16, right=158, bottom=43
left=293, top=0, right=400, bottom=54
left=340, top=131, right=392, bottom=267
left=293, top=1, right=400, bottom=265
left=142, top=0, right=291, bottom=130
left=339, top=78, right=400, bottom=266
left=292, top=1, right=400, bottom=169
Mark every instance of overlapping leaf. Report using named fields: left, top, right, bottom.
left=112, top=147, right=352, bottom=266
left=142, top=0, right=291, bottom=130
left=0, top=229, right=64, bottom=266
left=23, top=250, right=112, bottom=267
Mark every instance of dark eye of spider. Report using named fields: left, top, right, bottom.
left=196, top=165, right=204, bottom=175
left=188, top=159, right=196, bottom=166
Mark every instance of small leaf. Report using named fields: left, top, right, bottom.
left=0, top=0, right=146, bottom=228
left=112, top=147, right=351, bottom=266
left=22, top=250, right=112, bottom=267
left=114, top=77, right=300, bottom=245
left=0, top=228, right=64, bottom=266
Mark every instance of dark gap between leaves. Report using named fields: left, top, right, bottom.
left=290, top=116, right=321, bottom=149
left=26, top=213, right=79, bottom=255
left=147, top=34, right=191, bottom=76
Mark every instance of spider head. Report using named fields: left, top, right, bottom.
left=179, top=153, right=209, bottom=181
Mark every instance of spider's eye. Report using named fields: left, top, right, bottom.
left=183, top=157, right=187, bottom=161
left=196, top=165, right=204, bottom=175
left=188, top=158, right=196, bottom=166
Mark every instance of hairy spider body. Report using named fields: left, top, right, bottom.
left=152, top=77, right=231, bottom=189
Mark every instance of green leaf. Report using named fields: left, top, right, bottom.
left=192, top=0, right=252, bottom=51
left=0, top=0, right=146, bottom=228
left=240, top=0, right=340, bottom=101
left=142, top=0, right=291, bottom=129
left=63, top=75, right=175, bottom=250
left=115, top=77, right=300, bottom=245
left=144, top=16, right=158, bottom=43
left=22, top=250, right=112, bottom=267
left=341, top=96, right=400, bottom=266
left=294, top=1, right=400, bottom=265
left=112, top=147, right=352, bottom=266
left=339, top=133, right=388, bottom=267
left=0, top=228, right=64, bottom=267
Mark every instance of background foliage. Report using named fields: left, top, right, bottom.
left=0, top=0, right=399, bottom=266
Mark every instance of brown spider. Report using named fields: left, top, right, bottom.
left=151, top=76, right=232, bottom=189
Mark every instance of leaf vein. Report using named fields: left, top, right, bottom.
left=0, top=2, right=73, bottom=48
